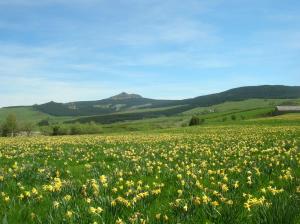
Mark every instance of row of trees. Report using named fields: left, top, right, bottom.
left=1, top=113, right=248, bottom=136
left=1, top=114, right=102, bottom=137
left=189, top=114, right=247, bottom=126
left=1, top=114, right=34, bottom=137
left=189, top=116, right=205, bottom=126
left=40, top=122, right=102, bottom=136
left=221, top=114, right=246, bottom=122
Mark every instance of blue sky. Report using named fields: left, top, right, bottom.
left=0, top=0, right=299, bottom=107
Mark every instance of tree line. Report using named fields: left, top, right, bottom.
left=0, top=113, right=102, bottom=137
left=1, top=114, right=34, bottom=137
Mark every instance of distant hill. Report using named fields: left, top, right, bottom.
left=1, top=85, right=300, bottom=124
left=67, top=85, right=300, bottom=124
left=109, top=92, right=142, bottom=100
left=33, top=92, right=174, bottom=116
left=181, top=85, right=300, bottom=107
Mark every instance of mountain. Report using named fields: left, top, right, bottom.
left=181, top=85, right=300, bottom=107
left=67, top=85, right=300, bottom=124
left=33, top=92, right=174, bottom=116
left=109, top=92, right=142, bottom=100
left=2, top=85, right=299, bottom=124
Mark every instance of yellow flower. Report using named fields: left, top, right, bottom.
left=226, top=200, right=233, bottom=205
left=155, top=213, right=161, bottom=219
left=221, top=184, right=229, bottom=192
left=96, top=207, right=103, bottom=214
left=99, top=175, right=107, bottom=184
left=177, top=189, right=183, bottom=196
left=163, top=215, right=169, bottom=221
left=177, top=174, right=182, bottom=179
left=53, top=201, right=60, bottom=208
left=111, top=200, right=117, bottom=206
left=53, top=178, right=63, bottom=192
left=24, top=191, right=31, bottom=197
left=85, top=164, right=92, bottom=169
left=211, top=201, right=219, bottom=207
left=183, top=204, right=188, bottom=211
left=244, top=202, right=251, bottom=211
left=31, top=213, right=36, bottom=220
left=89, top=207, right=97, bottom=214
left=193, top=196, right=201, bottom=205
left=66, top=210, right=73, bottom=218
left=64, top=194, right=72, bottom=201
left=151, top=188, right=161, bottom=195
left=233, top=181, right=239, bottom=189
left=32, top=188, right=38, bottom=195
left=202, top=195, right=211, bottom=204
left=116, top=218, right=124, bottom=224
left=18, top=193, right=24, bottom=200
left=4, top=196, right=10, bottom=202
left=89, top=206, right=103, bottom=214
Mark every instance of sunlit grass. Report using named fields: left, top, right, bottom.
left=0, top=126, right=299, bottom=223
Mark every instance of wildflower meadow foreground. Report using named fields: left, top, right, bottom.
left=0, top=126, right=299, bottom=224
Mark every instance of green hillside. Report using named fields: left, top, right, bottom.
left=1, top=85, right=300, bottom=127
left=69, top=98, right=299, bottom=125
left=0, top=107, right=48, bottom=123
left=34, top=93, right=175, bottom=116
left=0, top=107, right=73, bottom=124
left=178, top=85, right=300, bottom=108
left=99, top=109, right=300, bottom=133
left=182, top=99, right=296, bottom=115
left=32, top=85, right=300, bottom=117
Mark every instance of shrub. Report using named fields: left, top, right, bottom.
left=38, top=119, right=50, bottom=126
left=189, top=116, right=204, bottom=126
left=50, top=122, right=102, bottom=136
left=1, top=113, right=18, bottom=137
left=1, top=123, right=9, bottom=137
left=20, top=122, right=35, bottom=136
left=85, top=121, right=101, bottom=134
left=70, top=123, right=83, bottom=135
left=52, top=125, right=68, bottom=136
left=39, top=126, right=52, bottom=136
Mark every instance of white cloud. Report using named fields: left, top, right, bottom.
left=0, top=0, right=298, bottom=108
left=117, top=18, right=218, bottom=46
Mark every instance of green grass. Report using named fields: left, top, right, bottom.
left=0, top=125, right=299, bottom=223
left=100, top=107, right=276, bottom=133
left=0, top=107, right=50, bottom=123
left=66, top=98, right=299, bottom=126
left=117, top=105, right=184, bottom=114
left=0, top=107, right=74, bottom=124
left=183, top=99, right=300, bottom=115
left=1, top=98, right=299, bottom=135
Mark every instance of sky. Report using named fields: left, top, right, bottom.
left=0, top=0, right=299, bottom=107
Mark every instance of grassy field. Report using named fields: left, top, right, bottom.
left=0, top=107, right=73, bottom=124
left=0, top=107, right=49, bottom=123
left=1, top=104, right=299, bottom=136
left=182, top=99, right=300, bottom=115
left=0, top=125, right=299, bottom=223
left=100, top=110, right=300, bottom=134
left=1, top=98, right=299, bottom=127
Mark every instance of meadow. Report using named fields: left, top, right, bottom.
left=0, top=125, right=299, bottom=224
